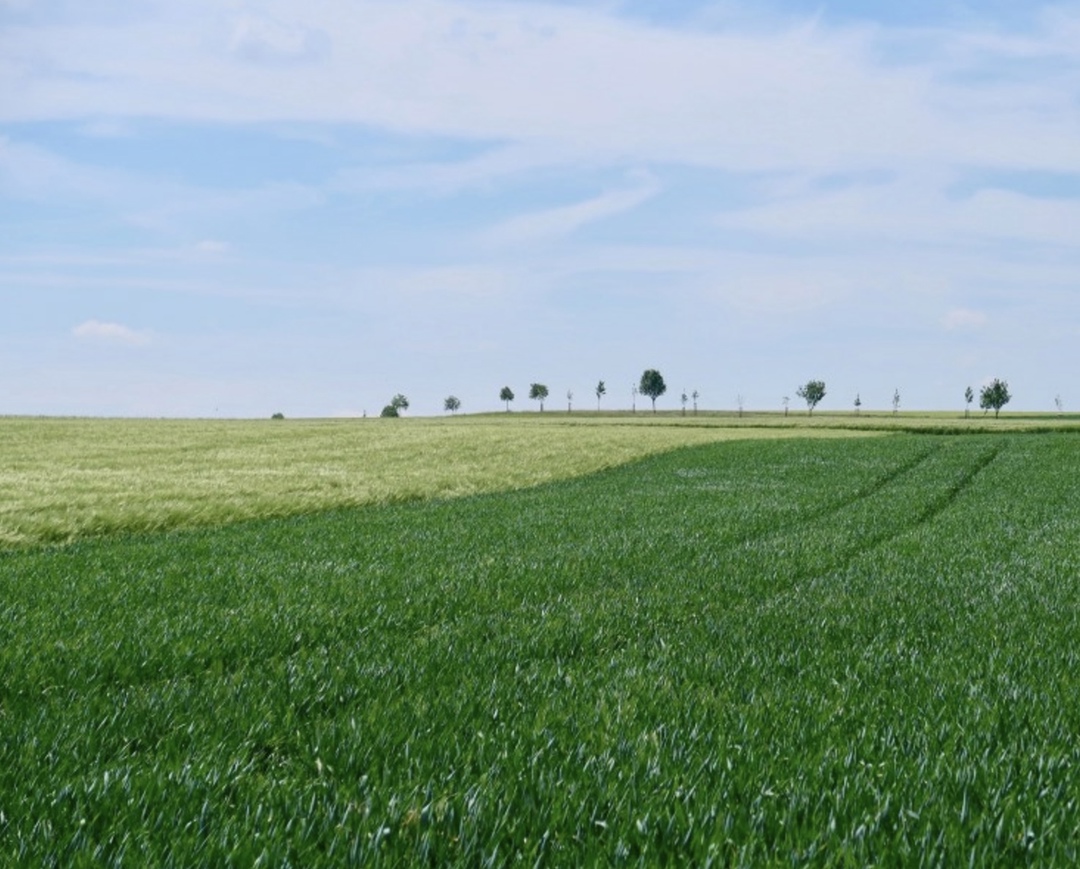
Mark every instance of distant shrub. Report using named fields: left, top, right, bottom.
left=271, top=412, right=285, bottom=420
left=380, top=405, right=399, bottom=418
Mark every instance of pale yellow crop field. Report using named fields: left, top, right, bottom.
left=0, top=413, right=890, bottom=547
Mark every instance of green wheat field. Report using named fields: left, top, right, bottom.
left=2, top=413, right=1080, bottom=865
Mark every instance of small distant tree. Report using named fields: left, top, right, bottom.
left=566, top=389, right=573, bottom=413
left=980, top=378, right=1011, bottom=418
left=380, top=404, right=399, bottom=418
left=782, top=396, right=790, bottom=417
left=271, top=412, right=285, bottom=420
left=529, top=383, right=549, bottom=412
left=391, top=394, right=409, bottom=414
left=892, top=388, right=901, bottom=415
left=796, top=380, right=826, bottom=415
left=964, top=386, right=974, bottom=418
left=736, top=394, right=745, bottom=419
left=692, top=390, right=699, bottom=415
left=639, top=369, right=667, bottom=413
left=1055, top=395, right=1063, bottom=415
left=680, top=390, right=688, bottom=416
left=595, top=380, right=606, bottom=410
left=500, top=386, right=515, bottom=411
left=444, top=395, right=461, bottom=414
left=854, top=394, right=861, bottom=415
left=631, top=385, right=638, bottom=414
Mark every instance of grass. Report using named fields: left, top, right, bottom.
left=4, top=431, right=1080, bottom=864
left=0, top=414, right=879, bottom=548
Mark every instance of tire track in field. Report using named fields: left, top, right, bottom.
left=804, top=438, right=1006, bottom=582
left=709, top=439, right=1003, bottom=602
left=725, top=441, right=942, bottom=553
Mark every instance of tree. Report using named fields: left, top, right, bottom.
left=596, top=380, right=606, bottom=410
left=796, top=380, right=826, bottom=415
left=736, top=394, right=745, bottom=419
left=500, top=386, right=515, bottom=411
left=631, top=385, right=638, bottom=414
left=964, top=386, right=974, bottom=418
left=892, top=388, right=901, bottom=415
left=391, top=394, right=409, bottom=414
left=566, top=389, right=573, bottom=413
left=1055, top=395, right=1064, bottom=415
left=680, top=390, right=688, bottom=416
left=380, top=404, right=399, bottom=418
left=980, top=378, right=1011, bottom=418
left=854, top=393, right=861, bottom=415
left=692, top=390, right=699, bottom=415
left=639, top=369, right=667, bottom=413
left=444, top=395, right=461, bottom=414
left=782, top=396, right=790, bottom=417
left=271, top=412, right=285, bottom=420
left=529, top=383, right=549, bottom=412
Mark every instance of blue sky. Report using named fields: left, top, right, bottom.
left=2, top=0, right=1078, bottom=416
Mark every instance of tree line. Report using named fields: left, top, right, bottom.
left=341, top=373, right=1017, bottom=420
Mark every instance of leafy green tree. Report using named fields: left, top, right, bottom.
left=680, top=390, right=688, bottom=416
left=639, top=369, right=667, bottom=413
left=796, top=380, right=826, bottom=415
left=595, top=380, right=606, bottom=410
left=444, top=396, right=461, bottom=414
left=965, top=386, right=974, bottom=418
left=271, top=412, right=285, bottom=420
left=391, top=394, right=409, bottom=414
left=980, top=379, right=1011, bottom=418
left=500, top=386, right=515, bottom=412
left=380, top=405, right=399, bottom=418
left=854, top=394, right=861, bottom=415
left=529, top=383, right=549, bottom=412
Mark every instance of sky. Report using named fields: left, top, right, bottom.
left=2, top=0, right=1079, bottom=417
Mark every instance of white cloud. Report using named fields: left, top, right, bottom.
left=72, top=320, right=151, bottom=347
left=483, top=177, right=660, bottom=246
left=229, top=14, right=331, bottom=65
left=943, top=308, right=988, bottom=330
left=194, top=239, right=230, bottom=255
left=4, top=1, right=1078, bottom=176
left=712, top=171, right=1080, bottom=252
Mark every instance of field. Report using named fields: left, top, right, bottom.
left=0, top=414, right=881, bottom=549
left=3, top=417, right=1080, bottom=864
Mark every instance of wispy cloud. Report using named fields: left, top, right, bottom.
left=943, top=308, right=988, bottom=331
left=4, top=1, right=1077, bottom=175
left=484, top=177, right=661, bottom=246
left=72, top=320, right=151, bottom=347
left=229, top=14, right=332, bottom=66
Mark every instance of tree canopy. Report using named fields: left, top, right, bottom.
left=796, top=380, right=826, bottom=415
left=443, top=396, right=461, bottom=414
left=529, top=383, right=549, bottom=411
left=499, top=386, right=515, bottom=411
left=639, top=369, right=667, bottom=413
left=980, top=379, right=1011, bottom=418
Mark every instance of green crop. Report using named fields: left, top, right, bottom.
left=2, top=433, right=1080, bottom=865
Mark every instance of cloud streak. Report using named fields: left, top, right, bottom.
left=72, top=320, right=152, bottom=347
left=483, top=178, right=661, bottom=246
